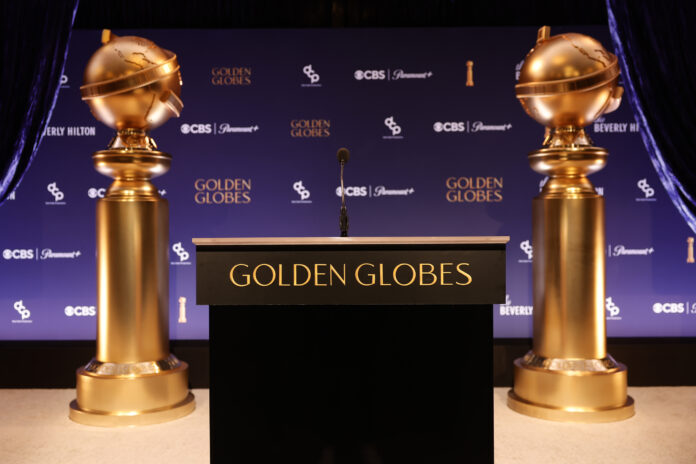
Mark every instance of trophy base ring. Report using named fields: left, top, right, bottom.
left=507, top=390, right=634, bottom=423
left=69, top=392, right=195, bottom=427
left=507, top=355, right=634, bottom=423
left=70, top=359, right=194, bottom=427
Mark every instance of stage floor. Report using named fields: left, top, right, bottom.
left=1, top=387, right=695, bottom=463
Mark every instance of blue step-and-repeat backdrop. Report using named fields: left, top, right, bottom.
left=2, top=27, right=695, bottom=341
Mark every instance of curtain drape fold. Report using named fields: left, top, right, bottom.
left=0, top=0, right=79, bottom=205
left=607, top=0, right=696, bottom=233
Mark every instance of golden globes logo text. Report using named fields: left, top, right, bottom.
left=290, top=119, right=331, bottom=138
left=446, top=177, right=503, bottom=203
left=230, top=262, right=472, bottom=288
left=211, top=67, right=252, bottom=86
left=195, top=178, right=252, bottom=205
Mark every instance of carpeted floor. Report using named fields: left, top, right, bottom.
left=1, top=387, right=695, bottom=463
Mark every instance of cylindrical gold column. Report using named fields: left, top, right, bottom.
left=533, top=190, right=606, bottom=361
left=69, top=31, right=194, bottom=427
left=507, top=27, right=634, bottom=422
left=96, top=196, right=169, bottom=363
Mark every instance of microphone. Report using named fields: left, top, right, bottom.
left=337, top=148, right=350, bottom=237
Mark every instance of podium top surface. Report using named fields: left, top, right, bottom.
left=193, top=236, right=509, bottom=246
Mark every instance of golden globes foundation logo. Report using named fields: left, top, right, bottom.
left=290, top=119, right=331, bottom=138
left=466, top=60, right=474, bottom=87
left=211, top=67, right=252, bottom=86
left=445, top=176, right=503, bottom=203
left=194, top=178, right=252, bottom=204
left=178, top=297, right=187, bottom=323
left=688, top=237, right=694, bottom=264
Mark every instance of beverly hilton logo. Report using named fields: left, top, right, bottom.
left=194, top=178, right=252, bottom=205
left=292, top=181, right=312, bottom=204
left=43, top=126, right=96, bottom=136
left=211, top=67, right=251, bottom=85
left=498, top=294, right=533, bottom=316
left=302, top=65, right=321, bottom=87
left=12, top=300, right=31, bottom=323
left=592, top=116, right=639, bottom=133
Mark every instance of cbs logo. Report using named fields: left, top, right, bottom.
left=180, top=123, right=212, bottom=134
left=433, top=122, right=466, bottom=132
left=354, top=70, right=386, bottom=80
left=335, top=186, right=368, bottom=197
left=64, top=305, right=96, bottom=317
left=3, top=249, right=34, bottom=260
left=652, top=302, right=685, bottom=314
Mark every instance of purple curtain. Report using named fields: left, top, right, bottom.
left=607, top=0, right=696, bottom=233
left=0, top=0, right=79, bottom=205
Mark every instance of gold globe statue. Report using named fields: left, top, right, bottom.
left=507, top=26, right=634, bottom=422
left=69, top=30, right=195, bottom=426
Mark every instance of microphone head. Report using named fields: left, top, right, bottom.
left=337, top=147, right=350, bottom=164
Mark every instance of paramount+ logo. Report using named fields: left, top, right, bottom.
left=446, top=177, right=503, bottom=203
left=211, top=67, right=251, bottom=86
left=290, top=119, right=330, bottom=138
left=194, top=178, right=251, bottom=205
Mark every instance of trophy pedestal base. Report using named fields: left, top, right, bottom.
left=508, top=356, right=634, bottom=423
left=69, top=360, right=194, bottom=427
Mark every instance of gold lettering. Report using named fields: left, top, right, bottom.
left=455, top=262, right=473, bottom=286
left=419, top=263, right=437, bottom=286
left=329, top=264, right=346, bottom=286
left=355, top=263, right=375, bottom=286
left=379, top=263, right=391, bottom=286
left=278, top=264, right=290, bottom=286
left=314, top=263, right=328, bottom=286
left=393, top=263, right=416, bottom=286
left=293, top=263, right=311, bottom=286
left=445, top=177, right=457, bottom=189
left=440, top=263, right=454, bottom=286
left=229, top=264, right=250, bottom=286
left=252, top=263, right=276, bottom=286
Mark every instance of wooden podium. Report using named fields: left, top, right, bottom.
left=194, top=237, right=507, bottom=464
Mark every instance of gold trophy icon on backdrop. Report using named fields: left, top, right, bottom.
left=507, top=26, right=634, bottom=422
left=69, top=30, right=195, bottom=426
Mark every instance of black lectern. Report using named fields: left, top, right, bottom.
left=194, top=237, right=507, bottom=464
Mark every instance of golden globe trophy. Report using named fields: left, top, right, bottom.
left=507, top=26, right=634, bottom=422
left=69, top=30, right=195, bottom=426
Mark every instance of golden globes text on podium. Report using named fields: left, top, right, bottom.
left=507, top=27, right=634, bottom=422
left=69, top=30, right=195, bottom=426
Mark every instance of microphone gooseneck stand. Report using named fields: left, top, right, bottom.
left=337, top=147, right=350, bottom=237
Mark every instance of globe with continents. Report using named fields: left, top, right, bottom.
left=80, top=30, right=183, bottom=134
left=515, top=28, right=621, bottom=129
